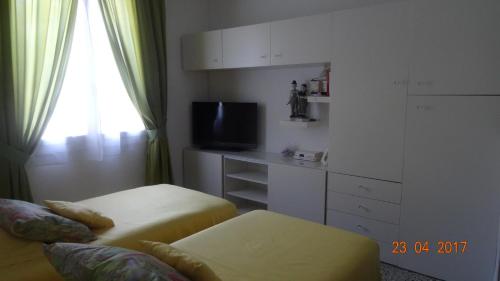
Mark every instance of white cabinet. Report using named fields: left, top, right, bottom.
left=329, top=1, right=410, bottom=182
left=182, top=30, right=222, bottom=70
left=183, top=149, right=223, bottom=197
left=222, top=23, right=270, bottom=68
left=409, top=0, right=500, bottom=96
left=268, top=164, right=326, bottom=224
left=400, top=96, right=500, bottom=281
left=270, top=14, right=332, bottom=66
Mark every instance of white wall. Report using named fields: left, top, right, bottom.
left=207, top=0, right=399, bottom=29
left=208, top=66, right=330, bottom=152
left=206, top=0, right=398, bottom=154
left=27, top=0, right=209, bottom=202
left=167, top=0, right=209, bottom=185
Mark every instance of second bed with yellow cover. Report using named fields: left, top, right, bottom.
left=0, top=184, right=236, bottom=281
left=172, top=210, right=381, bottom=281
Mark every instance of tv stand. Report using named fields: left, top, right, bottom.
left=183, top=147, right=326, bottom=224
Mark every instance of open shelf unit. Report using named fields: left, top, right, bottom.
left=226, top=171, right=268, bottom=185
left=223, top=156, right=269, bottom=213
left=280, top=120, right=320, bottom=128
left=307, top=96, right=330, bottom=103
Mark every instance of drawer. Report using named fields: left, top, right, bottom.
left=326, top=210, right=399, bottom=243
left=328, top=173, right=402, bottom=203
left=327, top=191, right=400, bottom=224
left=379, top=241, right=399, bottom=265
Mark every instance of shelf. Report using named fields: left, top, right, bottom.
left=237, top=203, right=265, bottom=215
left=226, top=171, right=268, bottom=185
left=226, top=189, right=268, bottom=205
left=307, top=96, right=330, bottom=103
left=280, top=120, right=319, bottom=128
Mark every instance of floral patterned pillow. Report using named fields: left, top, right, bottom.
left=44, top=243, right=191, bottom=281
left=0, top=199, right=96, bottom=243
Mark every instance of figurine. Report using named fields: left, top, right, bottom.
left=297, top=83, right=308, bottom=119
left=287, top=80, right=299, bottom=119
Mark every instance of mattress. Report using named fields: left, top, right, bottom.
left=172, top=210, right=381, bottom=281
left=0, top=184, right=236, bottom=281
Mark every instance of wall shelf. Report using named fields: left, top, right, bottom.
left=226, top=189, right=268, bottom=205
left=280, top=120, right=319, bottom=128
left=307, top=96, right=330, bottom=103
left=226, top=171, right=268, bottom=185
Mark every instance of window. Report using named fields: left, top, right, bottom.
left=42, top=0, right=144, bottom=143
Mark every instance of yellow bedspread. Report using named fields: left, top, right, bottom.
left=0, top=184, right=236, bottom=281
left=172, top=210, right=381, bottom=281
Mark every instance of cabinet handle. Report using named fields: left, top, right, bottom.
left=260, top=55, right=268, bottom=59
left=358, top=204, right=370, bottom=212
left=357, top=185, right=371, bottom=192
left=357, top=224, right=369, bottom=232
left=212, top=58, right=219, bottom=63
left=274, top=52, right=283, bottom=58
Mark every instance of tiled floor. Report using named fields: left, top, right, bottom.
left=381, top=263, right=441, bottom=281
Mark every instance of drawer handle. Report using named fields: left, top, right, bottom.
left=358, top=204, right=370, bottom=212
left=357, top=185, right=371, bottom=192
left=356, top=224, right=369, bottom=232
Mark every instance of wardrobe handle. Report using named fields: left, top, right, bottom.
left=357, top=185, right=371, bottom=192
left=260, top=55, right=268, bottom=59
left=358, top=204, right=370, bottom=212
left=357, top=224, right=369, bottom=232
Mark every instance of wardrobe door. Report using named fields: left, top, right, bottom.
left=400, top=96, right=500, bottom=281
left=409, top=0, right=500, bottom=95
left=329, top=1, right=410, bottom=182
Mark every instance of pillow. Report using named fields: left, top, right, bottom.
left=44, top=200, right=114, bottom=229
left=141, top=241, right=221, bottom=281
left=0, top=199, right=96, bottom=243
left=43, top=243, right=191, bottom=281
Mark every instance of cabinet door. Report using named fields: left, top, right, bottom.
left=182, top=30, right=223, bottom=70
left=183, top=149, right=223, bottom=197
left=329, top=2, right=410, bottom=182
left=270, top=14, right=332, bottom=66
left=268, top=164, right=326, bottom=223
left=222, top=23, right=270, bottom=68
left=400, top=96, right=500, bottom=281
left=409, top=0, right=500, bottom=95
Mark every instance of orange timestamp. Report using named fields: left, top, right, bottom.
left=392, top=240, right=468, bottom=255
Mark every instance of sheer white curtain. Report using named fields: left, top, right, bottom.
left=31, top=0, right=145, bottom=166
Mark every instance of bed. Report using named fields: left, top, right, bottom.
left=0, top=184, right=237, bottom=281
left=172, top=210, right=381, bottom=281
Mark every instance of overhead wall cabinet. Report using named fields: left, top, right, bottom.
left=329, top=1, right=410, bottom=183
left=222, top=23, right=271, bottom=68
left=409, top=0, right=500, bottom=95
left=181, top=14, right=333, bottom=70
left=270, top=14, right=333, bottom=66
left=181, top=30, right=223, bottom=70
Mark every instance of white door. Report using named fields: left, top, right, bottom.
left=222, top=23, right=270, bottom=68
left=400, top=96, right=500, bottom=281
left=329, top=1, right=410, bottom=182
left=270, top=14, right=333, bottom=66
left=182, top=30, right=223, bottom=70
left=409, top=0, right=500, bottom=95
left=268, top=163, right=326, bottom=224
left=183, top=149, right=223, bottom=197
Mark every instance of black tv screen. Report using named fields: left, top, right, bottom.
left=192, top=102, right=257, bottom=150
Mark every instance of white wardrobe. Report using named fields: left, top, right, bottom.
left=328, top=0, right=500, bottom=280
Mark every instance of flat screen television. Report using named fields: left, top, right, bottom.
left=192, top=102, right=257, bottom=150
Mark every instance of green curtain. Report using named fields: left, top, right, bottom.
left=99, top=0, right=172, bottom=185
left=0, top=0, right=78, bottom=201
